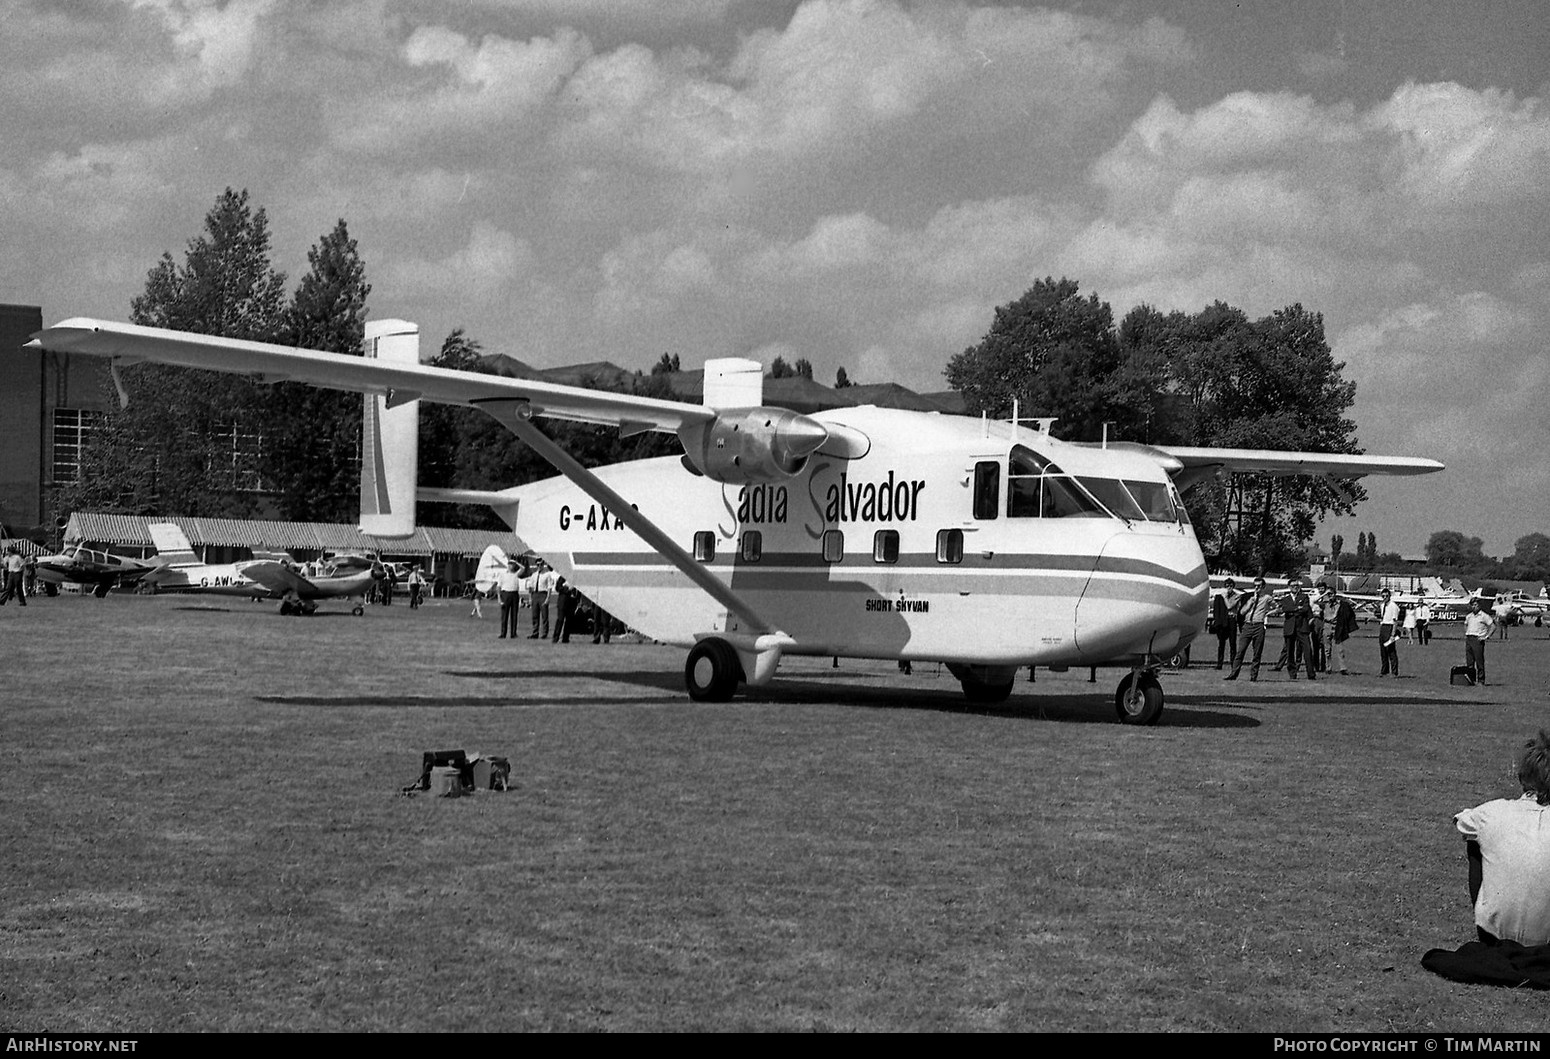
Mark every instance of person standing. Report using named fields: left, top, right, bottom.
left=1378, top=589, right=1401, bottom=677
left=1310, top=586, right=1331, bottom=672
left=1212, top=579, right=1239, bottom=670
left=1279, top=580, right=1316, bottom=680
left=1494, top=596, right=1512, bottom=640
left=551, top=578, right=576, bottom=643
left=1329, top=591, right=1358, bottom=675
left=497, top=559, right=524, bottom=640
left=1464, top=597, right=1497, bottom=686
left=1225, top=577, right=1276, bottom=681
left=529, top=560, right=553, bottom=639
left=0, top=545, right=26, bottom=606
left=1415, top=595, right=1432, bottom=646
left=407, top=565, right=425, bottom=609
left=465, top=580, right=484, bottom=619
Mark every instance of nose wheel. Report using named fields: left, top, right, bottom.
left=1114, top=670, right=1164, bottom=725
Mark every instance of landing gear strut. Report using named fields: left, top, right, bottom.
left=1114, top=669, right=1164, bottom=725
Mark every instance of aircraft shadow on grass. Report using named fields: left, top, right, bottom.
left=249, top=667, right=1254, bottom=728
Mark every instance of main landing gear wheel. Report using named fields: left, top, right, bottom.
left=685, top=638, right=743, bottom=702
left=351, top=604, right=365, bottom=617
left=1114, top=672, right=1164, bottom=726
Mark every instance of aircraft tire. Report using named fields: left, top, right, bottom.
left=1114, top=672, right=1164, bottom=726
left=959, top=676, right=1014, bottom=704
left=44, top=583, right=58, bottom=597
left=685, top=638, right=741, bottom=702
left=352, top=605, right=364, bottom=617
left=93, top=582, right=110, bottom=599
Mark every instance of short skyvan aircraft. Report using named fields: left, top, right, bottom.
left=27, top=318, right=1443, bottom=723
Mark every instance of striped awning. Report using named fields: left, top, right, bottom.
left=64, top=512, right=522, bottom=559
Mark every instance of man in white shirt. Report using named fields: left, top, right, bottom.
left=1378, top=589, right=1401, bottom=677
left=1464, top=597, right=1497, bottom=685
left=530, top=560, right=555, bottom=639
left=497, top=559, right=524, bottom=640
left=1455, top=730, right=1550, bottom=945
left=1224, top=577, right=1277, bottom=681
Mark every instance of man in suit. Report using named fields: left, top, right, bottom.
left=1279, top=579, right=1316, bottom=680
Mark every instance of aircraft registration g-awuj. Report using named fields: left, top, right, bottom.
left=28, top=318, right=1444, bottom=724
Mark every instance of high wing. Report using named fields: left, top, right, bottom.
left=28, top=317, right=795, bottom=675
left=28, top=318, right=713, bottom=434
left=1157, top=446, right=1443, bottom=489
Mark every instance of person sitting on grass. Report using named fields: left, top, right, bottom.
left=1454, top=730, right=1550, bottom=945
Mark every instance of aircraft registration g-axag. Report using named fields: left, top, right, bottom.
left=27, top=318, right=1444, bottom=723
left=141, top=522, right=383, bottom=615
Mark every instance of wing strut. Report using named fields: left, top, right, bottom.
left=474, top=398, right=788, bottom=653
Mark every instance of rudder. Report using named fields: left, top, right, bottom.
left=360, top=320, right=420, bottom=538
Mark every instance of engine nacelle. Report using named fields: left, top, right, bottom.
left=678, top=407, right=831, bottom=485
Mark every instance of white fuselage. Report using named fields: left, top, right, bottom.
left=505, top=408, right=1208, bottom=667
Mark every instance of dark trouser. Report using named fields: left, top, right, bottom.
left=1466, top=635, right=1486, bottom=684
left=1215, top=629, right=1237, bottom=668
left=1416, top=620, right=1429, bottom=644
left=1230, top=622, right=1266, bottom=678
left=1379, top=623, right=1399, bottom=675
left=553, top=604, right=572, bottom=642
left=499, top=591, right=521, bottom=639
left=1279, top=631, right=1315, bottom=677
left=530, top=591, right=549, bottom=637
left=0, top=570, right=25, bottom=605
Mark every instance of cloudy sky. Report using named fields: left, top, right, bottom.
left=2, top=0, right=1545, bottom=559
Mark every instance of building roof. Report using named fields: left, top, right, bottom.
left=65, top=512, right=521, bottom=558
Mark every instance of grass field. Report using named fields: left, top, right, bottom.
left=3, top=592, right=1549, bottom=1031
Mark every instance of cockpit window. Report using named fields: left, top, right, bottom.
left=1077, top=478, right=1147, bottom=521
left=1123, top=479, right=1180, bottom=522
left=1006, top=446, right=1111, bottom=519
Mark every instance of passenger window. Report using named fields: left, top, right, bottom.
left=973, top=461, right=1000, bottom=520
left=873, top=530, right=899, bottom=563
left=936, top=528, right=963, bottom=564
left=740, top=531, right=762, bottom=562
left=693, top=531, right=716, bottom=562
left=822, top=529, right=844, bottom=564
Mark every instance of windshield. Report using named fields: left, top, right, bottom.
left=1006, top=447, right=1111, bottom=519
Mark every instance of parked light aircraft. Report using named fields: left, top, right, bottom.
left=141, top=521, right=382, bottom=615
left=34, top=542, right=154, bottom=597
left=26, top=318, right=1444, bottom=723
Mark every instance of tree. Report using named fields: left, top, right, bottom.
left=793, top=358, right=814, bottom=381
left=62, top=188, right=287, bottom=520
left=945, top=277, right=1122, bottom=441
left=1512, top=533, right=1550, bottom=570
left=769, top=356, right=793, bottom=379
left=1426, top=530, right=1488, bottom=570
left=1331, top=533, right=1343, bottom=566
left=948, top=281, right=1365, bottom=573
left=834, top=366, right=853, bottom=389
left=261, top=219, right=372, bottom=522
left=652, top=352, right=681, bottom=375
